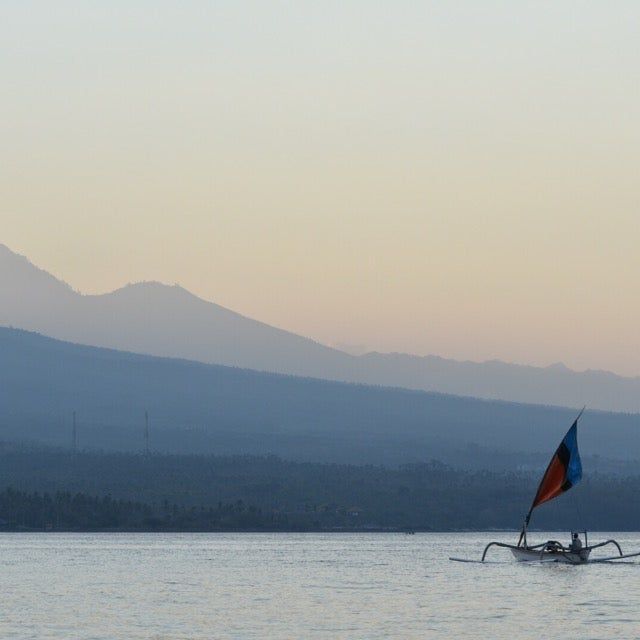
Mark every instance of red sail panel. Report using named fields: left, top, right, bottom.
left=531, top=453, right=567, bottom=508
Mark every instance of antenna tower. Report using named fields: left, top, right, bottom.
left=144, top=411, right=149, bottom=455
left=72, top=411, right=77, bottom=453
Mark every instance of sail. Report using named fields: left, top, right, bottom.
left=526, top=416, right=582, bottom=522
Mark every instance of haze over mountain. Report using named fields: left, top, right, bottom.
left=2, top=327, right=639, bottom=469
left=1, top=243, right=639, bottom=413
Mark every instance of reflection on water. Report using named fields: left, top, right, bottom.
left=1, top=532, right=639, bottom=639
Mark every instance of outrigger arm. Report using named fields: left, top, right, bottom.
left=479, top=537, right=624, bottom=563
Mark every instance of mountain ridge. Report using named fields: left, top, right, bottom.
left=2, top=242, right=639, bottom=412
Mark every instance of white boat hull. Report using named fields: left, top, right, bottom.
left=510, top=547, right=590, bottom=564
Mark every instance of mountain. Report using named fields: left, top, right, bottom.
left=2, top=243, right=640, bottom=412
left=0, top=244, right=352, bottom=377
left=0, top=327, right=639, bottom=467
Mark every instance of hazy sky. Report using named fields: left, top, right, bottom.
left=2, top=2, right=639, bottom=374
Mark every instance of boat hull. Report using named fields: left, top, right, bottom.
left=510, top=547, right=590, bottom=564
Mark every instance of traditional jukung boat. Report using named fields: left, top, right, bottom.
left=450, top=409, right=640, bottom=564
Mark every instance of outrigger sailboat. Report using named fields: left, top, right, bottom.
left=451, top=409, right=640, bottom=564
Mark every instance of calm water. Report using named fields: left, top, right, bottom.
left=2, top=532, right=640, bottom=639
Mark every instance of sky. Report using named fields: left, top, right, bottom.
left=2, top=1, right=639, bottom=375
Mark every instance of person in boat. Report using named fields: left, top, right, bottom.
left=569, top=532, right=583, bottom=552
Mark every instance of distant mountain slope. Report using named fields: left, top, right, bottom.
left=354, top=353, right=640, bottom=415
left=2, top=243, right=640, bottom=412
left=0, top=244, right=352, bottom=376
left=0, top=327, right=638, bottom=466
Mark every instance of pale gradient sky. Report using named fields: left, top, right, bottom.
left=2, top=2, right=640, bottom=374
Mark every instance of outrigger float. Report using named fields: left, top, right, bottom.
left=450, top=409, right=640, bottom=565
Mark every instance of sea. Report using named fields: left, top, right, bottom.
left=1, top=531, right=639, bottom=639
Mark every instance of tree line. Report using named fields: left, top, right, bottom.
left=0, top=488, right=290, bottom=531
left=0, top=443, right=638, bottom=530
